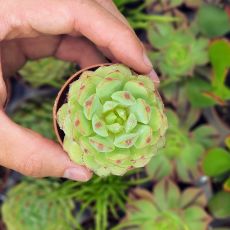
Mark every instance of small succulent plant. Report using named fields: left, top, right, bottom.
left=11, top=98, right=56, bottom=140
left=146, top=110, right=218, bottom=183
left=2, top=180, right=76, bottom=230
left=57, top=64, right=167, bottom=176
left=147, top=22, right=209, bottom=79
left=19, top=57, right=74, bottom=88
left=115, top=179, right=211, bottom=230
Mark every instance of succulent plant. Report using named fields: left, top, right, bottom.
left=11, top=98, right=56, bottom=140
left=146, top=109, right=218, bottom=183
left=115, top=179, right=211, bottom=230
left=19, top=57, right=74, bottom=88
left=147, top=22, right=209, bottom=79
left=57, top=64, right=167, bottom=176
left=2, top=179, right=77, bottom=230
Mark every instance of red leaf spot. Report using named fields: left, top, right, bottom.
left=75, top=119, right=80, bottom=127
left=80, top=84, right=85, bottom=90
left=140, top=156, right=145, bottom=160
left=86, top=100, right=92, bottom=107
left=116, top=160, right=121, bottom=164
left=98, top=143, right=104, bottom=150
left=125, top=139, right=132, bottom=145
left=139, top=82, right=144, bottom=86
left=146, top=106, right=150, bottom=113
left=95, top=122, right=102, bottom=128
left=146, top=137, right=151, bottom=143
left=84, top=148, right=88, bottom=154
left=106, top=77, right=114, bottom=81
left=128, top=166, right=134, bottom=170
left=124, top=92, right=131, bottom=99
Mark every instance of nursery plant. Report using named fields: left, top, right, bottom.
left=114, top=179, right=211, bottom=230
left=147, top=22, right=209, bottom=80
left=146, top=109, right=218, bottom=183
left=2, top=179, right=77, bottom=230
left=11, top=98, right=56, bottom=140
left=19, top=57, right=74, bottom=88
left=56, top=64, right=168, bottom=176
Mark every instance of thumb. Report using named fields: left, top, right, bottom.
left=0, top=110, right=92, bottom=181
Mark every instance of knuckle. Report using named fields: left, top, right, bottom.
left=19, top=153, right=43, bottom=177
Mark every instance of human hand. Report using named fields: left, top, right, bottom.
left=0, top=0, right=158, bottom=181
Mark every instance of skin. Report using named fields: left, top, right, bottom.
left=0, top=0, right=158, bottom=181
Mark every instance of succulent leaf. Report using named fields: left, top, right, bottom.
left=57, top=64, right=167, bottom=176
left=117, top=179, right=211, bottom=230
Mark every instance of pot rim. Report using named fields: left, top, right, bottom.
left=53, top=63, right=111, bottom=145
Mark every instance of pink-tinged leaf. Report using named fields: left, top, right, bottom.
left=124, top=80, right=149, bottom=99
left=114, top=133, right=139, bottom=148
left=74, top=111, right=93, bottom=136
left=111, top=91, right=136, bottom=106
left=63, top=137, right=83, bottom=165
left=130, top=98, right=151, bottom=124
left=83, top=94, right=101, bottom=120
left=89, top=135, right=114, bottom=152
left=96, top=77, right=122, bottom=101
left=149, top=106, right=163, bottom=131
left=107, top=148, right=131, bottom=162
left=138, top=75, right=155, bottom=91
left=134, top=125, right=153, bottom=148
left=180, top=188, right=207, bottom=208
left=154, top=179, right=181, bottom=210
left=125, top=113, right=137, bottom=133
left=92, top=114, right=108, bottom=137
left=103, top=101, right=118, bottom=113
left=106, top=123, right=123, bottom=134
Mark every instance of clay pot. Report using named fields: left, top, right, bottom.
left=53, top=63, right=110, bottom=145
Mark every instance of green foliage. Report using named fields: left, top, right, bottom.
left=202, top=148, right=230, bottom=177
left=19, top=57, right=74, bottom=88
left=11, top=98, right=56, bottom=140
left=114, top=179, right=211, bottom=230
left=2, top=174, right=146, bottom=230
left=208, top=191, right=230, bottom=218
left=147, top=23, right=209, bottom=79
left=2, top=180, right=77, bottom=230
left=146, top=110, right=218, bottom=183
left=57, top=64, right=167, bottom=176
left=196, top=4, right=230, bottom=37
left=208, top=39, right=230, bottom=101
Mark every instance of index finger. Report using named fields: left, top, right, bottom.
left=1, top=0, right=153, bottom=74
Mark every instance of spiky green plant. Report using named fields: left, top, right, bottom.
left=2, top=180, right=77, bottom=230
left=19, top=57, right=74, bottom=88
left=148, top=22, right=209, bottom=79
left=146, top=109, right=218, bottom=183
left=57, top=64, right=167, bottom=176
left=11, top=98, right=56, bottom=140
left=114, top=179, right=211, bottom=230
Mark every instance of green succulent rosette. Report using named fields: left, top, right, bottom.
left=57, top=64, right=167, bottom=176
left=115, top=179, right=211, bottom=230
left=147, top=23, right=209, bottom=78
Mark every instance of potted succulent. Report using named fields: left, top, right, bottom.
left=53, top=64, right=168, bottom=176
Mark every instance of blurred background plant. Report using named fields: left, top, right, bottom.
left=1, top=0, right=230, bottom=229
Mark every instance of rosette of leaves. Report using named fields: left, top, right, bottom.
left=19, top=57, right=74, bottom=88
left=146, top=109, right=218, bottom=183
left=11, top=98, right=56, bottom=140
left=114, top=179, right=211, bottom=230
left=147, top=22, right=209, bottom=79
left=57, top=64, right=167, bottom=176
left=2, top=179, right=77, bottom=230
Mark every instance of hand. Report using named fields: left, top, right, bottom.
left=0, top=0, right=158, bottom=181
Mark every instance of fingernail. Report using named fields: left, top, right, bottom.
left=63, top=167, right=92, bottom=182
left=148, top=70, right=160, bottom=83
left=143, top=53, right=153, bottom=68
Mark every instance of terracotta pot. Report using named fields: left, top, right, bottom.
left=53, top=63, right=110, bottom=145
